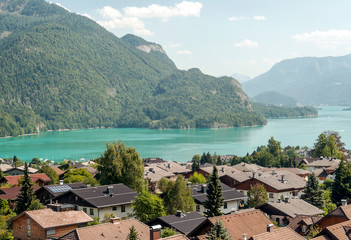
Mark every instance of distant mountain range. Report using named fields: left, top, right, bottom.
left=231, top=73, right=251, bottom=83
left=0, top=0, right=265, bottom=137
left=243, top=54, right=351, bottom=105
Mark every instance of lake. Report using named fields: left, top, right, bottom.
left=0, top=106, right=350, bottom=162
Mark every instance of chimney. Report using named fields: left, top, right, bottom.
left=168, top=163, right=171, bottom=169
left=150, top=225, right=162, bottom=240
left=176, top=210, right=184, bottom=218
left=221, top=167, right=225, bottom=173
left=280, top=175, right=285, bottom=182
left=285, top=196, right=289, bottom=203
left=109, top=217, right=120, bottom=224
left=341, top=199, right=347, bottom=206
left=47, top=202, right=61, bottom=212
left=108, top=186, right=114, bottom=196
left=59, top=180, right=64, bottom=185
left=267, top=224, right=274, bottom=232
left=272, top=169, right=276, bottom=175
left=242, top=233, right=247, bottom=240
left=201, top=184, right=207, bottom=193
left=252, top=171, right=256, bottom=178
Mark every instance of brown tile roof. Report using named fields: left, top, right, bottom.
left=321, top=219, right=351, bottom=240
left=10, top=208, right=93, bottom=229
left=144, top=165, right=175, bottom=183
left=162, top=234, right=189, bottom=240
left=264, top=167, right=309, bottom=176
left=251, top=227, right=305, bottom=240
left=148, top=161, right=191, bottom=175
left=51, top=166, right=64, bottom=176
left=288, top=215, right=323, bottom=233
left=312, top=235, right=332, bottom=240
left=199, top=165, right=242, bottom=177
left=1, top=173, right=51, bottom=185
left=232, top=162, right=265, bottom=173
left=0, top=185, right=40, bottom=200
left=61, top=219, right=151, bottom=240
left=306, top=158, right=341, bottom=168
left=207, top=209, right=276, bottom=240
left=258, top=199, right=324, bottom=218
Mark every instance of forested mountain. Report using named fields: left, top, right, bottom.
left=243, top=54, right=351, bottom=105
left=252, top=91, right=297, bottom=107
left=0, top=0, right=265, bottom=137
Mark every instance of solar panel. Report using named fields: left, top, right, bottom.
left=47, top=185, right=72, bottom=193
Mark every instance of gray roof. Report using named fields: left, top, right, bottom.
left=148, top=211, right=206, bottom=235
left=41, top=182, right=87, bottom=196
left=190, top=183, right=246, bottom=204
left=306, top=158, right=341, bottom=168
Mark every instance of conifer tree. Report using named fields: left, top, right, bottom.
left=332, top=160, right=351, bottom=203
left=15, top=162, right=35, bottom=214
left=127, top=225, right=139, bottom=240
left=204, top=166, right=224, bottom=217
left=302, top=172, right=323, bottom=208
left=205, top=220, right=232, bottom=240
left=192, top=154, right=201, bottom=171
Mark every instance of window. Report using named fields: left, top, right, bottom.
left=112, top=206, right=117, bottom=211
left=83, top=208, right=87, bottom=213
left=75, top=196, right=78, bottom=201
left=27, top=217, right=31, bottom=237
left=302, top=225, right=307, bottom=232
left=269, top=193, right=274, bottom=198
left=276, top=217, right=280, bottom=226
left=121, top=205, right=125, bottom=212
left=224, top=202, right=228, bottom=209
left=90, top=209, right=94, bottom=215
left=46, top=228, right=56, bottom=236
left=196, top=205, right=200, bottom=212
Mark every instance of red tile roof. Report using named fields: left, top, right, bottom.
left=1, top=173, right=51, bottom=186
left=0, top=185, right=40, bottom=200
left=251, top=227, right=305, bottom=240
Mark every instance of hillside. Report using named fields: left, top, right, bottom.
left=0, top=0, right=266, bottom=137
left=252, top=91, right=297, bottom=107
left=242, top=54, right=351, bottom=105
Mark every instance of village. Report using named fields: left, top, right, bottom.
left=0, top=136, right=351, bottom=240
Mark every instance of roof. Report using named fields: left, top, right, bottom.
left=51, top=166, right=64, bottom=176
left=10, top=165, right=38, bottom=174
left=205, top=209, right=277, bottom=240
left=232, top=162, right=265, bottom=173
left=315, top=219, right=351, bottom=240
left=10, top=208, right=93, bottom=229
left=264, top=167, right=309, bottom=176
left=60, top=219, right=151, bottom=240
left=251, top=227, right=305, bottom=240
left=1, top=173, right=51, bottom=185
left=144, top=165, right=175, bottom=183
left=199, top=165, right=242, bottom=177
left=221, top=171, right=251, bottom=183
left=162, top=234, right=189, bottom=240
left=146, top=161, right=191, bottom=175
left=56, top=184, right=138, bottom=208
left=0, top=185, right=41, bottom=200
left=258, top=199, right=324, bottom=218
left=148, top=211, right=206, bottom=235
left=0, top=164, right=38, bottom=174
left=0, top=164, right=13, bottom=172
left=37, top=182, right=87, bottom=197
left=288, top=215, right=323, bottom=233
left=190, top=183, right=247, bottom=204
left=306, top=158, right=341, bottom=168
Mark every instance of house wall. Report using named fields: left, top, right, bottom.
left=317, top=216, right=348, bottom=230
left=13, top=214, right=46, bottom=240
left=49, top=224, right=79, bottom=238
left=220, top=175, right=241, bottom=188
left=196, top=200, right=241, bottom=215
left=4, top=169, right=25, bottom=176
left=270, top=214, right=292, bottom=226
left=79, top=203, right=133, bottom=222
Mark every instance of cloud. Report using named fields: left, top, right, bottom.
left=253, top=16, right=266, bottom=21
left=97, top=1, right=202, bottom=36
left=249, top=60, right=256, bottom=65
left=292, top=30, right=351, bottom=48
left=169, top=43, right=182, bottom=48
left=176, top=50, right=192, bottom=55
left=235, top=39, right=259, bottom=48
left=228, top=16, right=246, bottom=21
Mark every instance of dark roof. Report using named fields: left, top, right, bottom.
left=148, top=211, right=206, bottom=235
left=55, top=184, right=138, bottom=208
left=41, top=182, right=87, bottom=196
left=288, top=215, right=323, bottom=233
left=190, top=183, right=246, bottom=204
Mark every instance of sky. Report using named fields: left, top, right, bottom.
left=47, top=0, right=351, bottom=78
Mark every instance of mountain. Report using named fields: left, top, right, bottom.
left=242, top=54, right=351, bottom=105
left=0, top=0, right=265, bottom=137
left=252, top=91, right=297, bottom=107
left=231, top=73, right=251, bottom=83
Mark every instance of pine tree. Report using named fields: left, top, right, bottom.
left=301, top=172, right=323, bottom=208
left=204, top=166, right=224, bottom=217
left=192, top=154, right=201, bottom=171
left=15, top=162, right=35, bottom=214
left=127, top=225, right=139, bottom=240
left=205, top=220, right=232, bottom=240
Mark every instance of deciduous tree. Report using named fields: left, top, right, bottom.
left=247, top=184, right=268, bottom=208
left=132, top=191, right=166, bottom=223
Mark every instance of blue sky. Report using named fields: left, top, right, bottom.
left=47, top=0, right=351, bottom=78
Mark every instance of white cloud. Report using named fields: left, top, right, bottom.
left=235, top=39, right=259, bottom=48
left=253, top=16, right=266, bottom=21
left=169, top=43, right=182, bottom=48
left=292, top=30, right=351, bottom=48
left=176, top=50, right=192, bottom=55
left=97, top=1, right=202, bottom=36
left=228, top=16, right=246, bottom=21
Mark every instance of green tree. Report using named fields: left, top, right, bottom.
left=192, top=154, right=201, bottom=171
left=204, top=166, right=224, bottom=217
left=205, top=220, right=232, bottom=240
left=301, top=173, right=323, bottom=209
left=189, top=172, right=206, bottom=185
left=247, top=184, right=268, bottom=208
left=29, top=157, right=42, bottom=168
left=267, top=137, right=282, bottom=157
left=332, top=160, right=351, bottom=203
left=63, top=168, right=97, bottom=186
left=313, top=132, right=344, bottom=159
left=39, top=165, right=58, bottom=184
left=98, top=141, right=145, bottom=192
left=15, top=163, right=36, bottom=214
left=132, top=191, right=166, bottom=223
left=127, top=225, right=139, bottom=240
left=12, top=155, right=23, bottom=168
left=322, top=190, right=336, bottom=215
left=163, top=175, right=195, bottom=214
left=161, top=227, right=176, bottom=238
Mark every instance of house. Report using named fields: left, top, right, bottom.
left=234, top=170, right=306, bottom=201
left=290, top=215, right=323, bottom=236
left=257, top=198, right=324, bottom=226
left=144, top=158, right=166, bottom=165
left=9, top=206, right=93, bottom=239
left=220, top=171, right=251, bottom=188
left=162, top=235, right=189, bottom=240
left=147, top=211, right=206, bottom=236
left=232, top=162, right=265, bottom=173
left=0, top=173, right=51, bottom=186
left=147, top=161, right=192, bottom=176
left=51, top=166, right=64, bottom=176
left=251, top=226, right=305, bottom=240
left=188, top=209, right=277, bottom=239
left=190, top=183, right=247, bottom=215
left=305, top=157, right=341, bottom=171
left=35, top=181, right=87, bottom=204
left=0, top=185, right=41, bottom=201
left=295, top=148, right=312, bottom=158
left=53, top=184, right=138, bottom=221
left=144, top=165, right=176, bottom=192
left=312, top=219, right=351, bottom=240
left=263, top=167, right=310, bottom=179
left=2, top=165, right=38, bottom=175
left=313, top=168, right=336, bottom=183
left=315, top=201, right=351, bottom=230
left=195, top=165, right=242, bottom=179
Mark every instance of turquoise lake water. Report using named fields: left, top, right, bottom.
left=0, top=106, right=350, bottom=162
